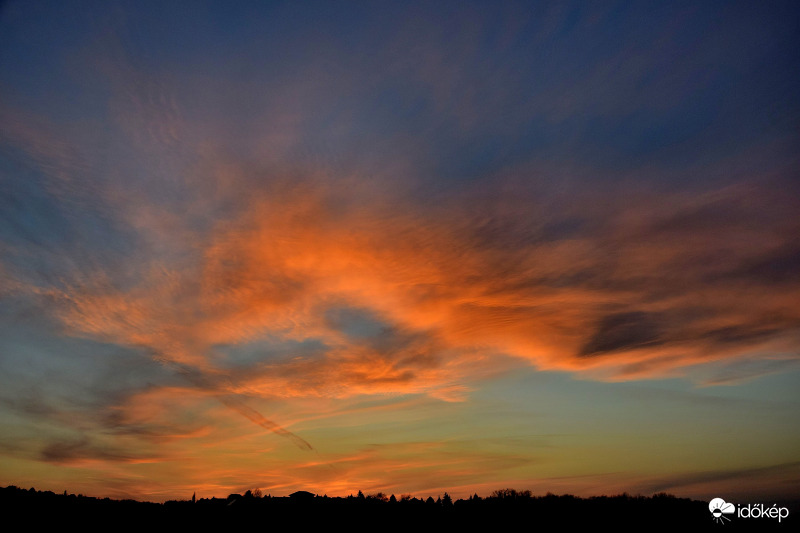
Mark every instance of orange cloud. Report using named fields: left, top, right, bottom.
left=35, top=171, right=799, bottom=405
left=4, top=92, right=798, bottom=464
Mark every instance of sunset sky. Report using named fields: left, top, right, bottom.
left=1, top=1, right=798, bottom=503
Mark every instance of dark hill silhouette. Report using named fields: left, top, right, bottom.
left=0, top=484, right=793, bottom=532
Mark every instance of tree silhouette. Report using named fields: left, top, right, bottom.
left=0, top=483, right=727, bottom=531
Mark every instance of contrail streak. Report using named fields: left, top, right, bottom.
left=151, top=351, right=313, bottom=451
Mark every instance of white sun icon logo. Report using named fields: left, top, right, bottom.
left=709, top=497, right=735, bottom=524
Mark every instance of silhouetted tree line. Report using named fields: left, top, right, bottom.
left=1, top=484, right=791, bottom=531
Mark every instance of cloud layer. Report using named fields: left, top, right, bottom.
left=1, top=0, right=798, bottom=501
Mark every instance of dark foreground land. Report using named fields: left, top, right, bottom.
left=0, top=485, right=794, bottom=531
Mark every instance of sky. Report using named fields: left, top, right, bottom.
left=0, top=0, right=798, bottom=503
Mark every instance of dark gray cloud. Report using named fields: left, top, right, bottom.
left=633, top=462, right=800, bottom=503
left=580, top=312, right=665, bottom=357
left=39, top=436, right=148, bottom=464
left=730, top=245, right=800, bottom=286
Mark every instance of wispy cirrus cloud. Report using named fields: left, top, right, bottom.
left=1, top=0, right=797, bottom=500
left=18, top=162, right=798, bottom=408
